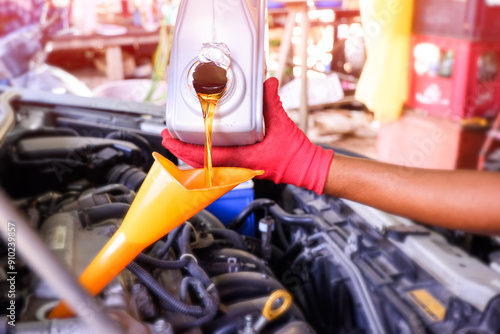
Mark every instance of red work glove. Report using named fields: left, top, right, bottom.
left=161, top=77, right=334, bottom=194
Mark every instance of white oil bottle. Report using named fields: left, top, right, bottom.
left=165, top=0, right=266, bottom=146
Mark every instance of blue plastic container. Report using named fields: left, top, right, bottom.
left=205, top=180, right=256, bottom=236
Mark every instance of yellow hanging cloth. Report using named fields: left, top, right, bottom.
left=355, top=0, right=414, bottom=122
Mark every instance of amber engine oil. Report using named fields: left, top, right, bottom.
left=165, top=0, right=266, bottom=146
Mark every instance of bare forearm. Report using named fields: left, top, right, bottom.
left=324, top=155, right=500, bottom=234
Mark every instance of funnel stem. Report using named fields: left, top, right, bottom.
left=50, top=231, right=144, bottom=318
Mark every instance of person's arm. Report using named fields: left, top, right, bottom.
left=325, top=155, right=500, bottom=234
left=163, top=77, right=500, bottom=235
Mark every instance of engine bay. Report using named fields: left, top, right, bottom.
left=1, top=88, right=500, bottom=333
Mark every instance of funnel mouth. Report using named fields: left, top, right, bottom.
left=152, top=152, right=263, bottom=191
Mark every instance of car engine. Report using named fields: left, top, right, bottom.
left=1, top=89, right=500, bottom=334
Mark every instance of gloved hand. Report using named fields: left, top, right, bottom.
left=162, top=77, right=334, bottom=194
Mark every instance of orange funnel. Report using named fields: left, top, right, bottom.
left=49, top=152, right=262, bottom=318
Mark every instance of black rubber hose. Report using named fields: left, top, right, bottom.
left=274, top=241, right=305, bottom=278
left=175, top=277, right=219, bottom=330
left=228, top=200, right=321, bottom=232
left=134, top=223, right=218, bottom=317
left=79, top=203, right=130, bottom=226
left=212, top=272, right=285, bottom=303
left=92, top=184, right=135, bottom=205
left=126, top=262, right=204, bottom=316
left=154, top=224, right=184, bottom=258
left=189, top=210, right=225, bottom=229
left=208, top=228, right=246, bottom=250
left=269, top=204, right=321, bottom=227
left=279, top=241, right=305, bottom=266
left=186, top=259, right=212, bottom=288
left=242, top=235, right=284, bottom=263
left=176, top=224, right=214, bottom=288
left=105, top=131, right=153, bottom=167
left=93, top=184, right=133, bottom=196
left=292, top=250, right=310, bottom=268
left=177, top=223, right=193, bottom=254
left=135, top=253, right=190, bottom=269
left=107, top=164, right=147, bottom=192
left=276, top=218, right=291, bottom=250
left=180, top=277, right=214, bottom=305
left=180, top=276, right=199, bottom=302
left=227, top=198, right=274, bottom=230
